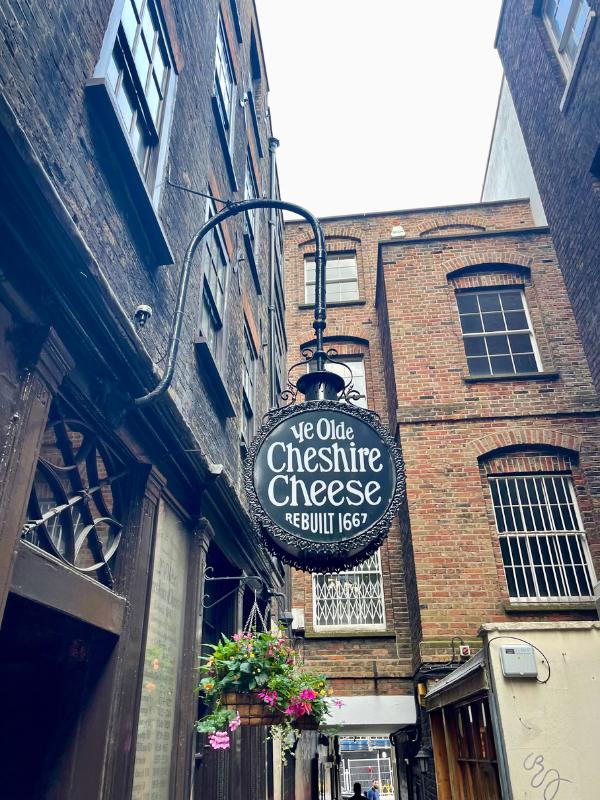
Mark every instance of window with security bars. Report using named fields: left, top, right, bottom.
left=199, top=199, right=228, bottom=359
left=313, top=551, right=385, bottom=629
left=305, top=252, right=359, bottom=304
left=543, top=0, right=591, bottom=72
left=457, top=289, right=541, bottom=377
left=103, top=0, right=174, bottom=190
left=489, top=474, right=596, bottom=601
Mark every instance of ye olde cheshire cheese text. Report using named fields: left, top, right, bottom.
left=264, top=418, right=384, bottom=536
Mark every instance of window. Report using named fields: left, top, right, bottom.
left=104, top=0, right=174, bottom=192
left=304, top=252, right=359, bottom=304
left=199, top=199, right=228, bottom=360
left=311, top=356, right=367, bottom=408
left=457, top=289, right=541, bottom=377
left=313, top=551, right=385, bottom=629
left=244, top=150, right=259, bottom=242
left=543, top=0, right=591, bottom=71
left=214, top=13, right=236, bottom=147
left=490, top=474, right=596, bottom=601
left=242, top=322, right=257, bottom=444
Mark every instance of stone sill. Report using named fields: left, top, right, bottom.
left=463, top=371, right=560, bottom=384
left=298, top=300, right=367, bottom=310
left=304, top=629, right=396, bottom=639
left=504, top=601, right=596, bottom=613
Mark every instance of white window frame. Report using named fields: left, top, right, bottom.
left=457, top=288, right=543, bottom=377
left=304, top=252, right=359, bottom=304
left=214, top=12, right=236, bottom=145
left=489, top=473, right=597, bottom=603
left=310, top=355, right=368, bottom=408
left=244, top=149, right=259, bottom=241
left=312, top=551, right=386, bottom=631
left=542, top=0, right=592, bottom=74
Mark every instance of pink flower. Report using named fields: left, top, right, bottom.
left=333, top=699, right=344, bottom=709
left=258, top=689, right=278, bottom=706
left=228, top=712, right=241, bottom=731
left=208, top=731, right=231, bottom=750
left=300, top=689, right=317, bottom=701
left=233, top=633, right=242, bottom=641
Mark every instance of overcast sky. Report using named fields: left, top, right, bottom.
left=255, top=0, right=504, bottom=219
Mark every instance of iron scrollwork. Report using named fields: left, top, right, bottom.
left=275, top=347, right=367, bottom=411
left=21, top=405, right=127, bottom=588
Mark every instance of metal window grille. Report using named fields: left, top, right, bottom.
left=489, top=474, right=596, bottom=601
left=544, top=0, right=590, bottom=66
left=305, top=252, right=359, bottom=304
left=457, top=289, right=542, bottom=377
left=108, top=0, right=171, bottom=175
left=313, top=551, right=385, bottom=629
left=342, top=756, right=394, bottom=800
left=214, top=13, right=235, bottom=133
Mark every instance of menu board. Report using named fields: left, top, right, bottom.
left=131, top=502, right=189, bottom=799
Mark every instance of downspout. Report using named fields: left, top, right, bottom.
left=267, top=136, right=280, bottom=408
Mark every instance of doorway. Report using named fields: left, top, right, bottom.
left=0, top=593, right=116, bottom=800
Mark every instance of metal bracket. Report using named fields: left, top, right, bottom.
left=202, top=567, right=287, bottom=611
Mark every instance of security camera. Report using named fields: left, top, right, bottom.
left=134, top=304, right=153, bottom=328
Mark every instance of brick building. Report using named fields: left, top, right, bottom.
left=0, top=1, right=307, bottom=798
left=484, top=0, right=600, bottom=395
left=284, top=198, right=600, bottom=799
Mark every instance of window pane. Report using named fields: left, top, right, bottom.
left=504, top=310, right=528, bottom=330
left=499, top=290, right=524, bottom=311
left=154, top=47, right=167, bottom=89
left=514, top=354, right=538, bottom=373
left=107, top=49, right=121, bottom=92
left=486, top=334, right=509, bottom=355
left=116, top=81, right=135, bottom=130
left=464, top=337, right=486, bottom=357
left=121, top=0, right=139, bottom=47
left=141, top=5, right=156, bottom=53
left=147, top=75, right=161, bottom=124
left=478, top=293, right=501, bottom=312
left=508, top=333, right=533, bottom=353
left=467, top=356, right=490, bottom=376
left=482, top=313, right=506, bottom=332
left=490, top=355, right=514, bottom=374
left=457, top=293, right=479, bottom=313
left=460, top=314, right=483, bottom=334
left=134, top=40, right=151, bottom=87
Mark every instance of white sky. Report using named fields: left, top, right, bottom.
left=255, top=0, right=504, bottom=218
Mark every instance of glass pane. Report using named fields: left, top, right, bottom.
left=154, top=47, right=167, bottom=89
left=508, top=333, right=533, bottom=353
left=460, top=314, right=483, bottom=334
left=116, top=82, right=135, bottom=130
left=551, top=0, right=573, bottom=37
left=134, top=40, right=151, bottom=88
left=486, top=334, right=509, bottom=355
left=141, top=5, right=156, bottom=53
left=467, top=356, right=490, bottom=376
left=504, top=310, right=528, bottom=330
left=482, top=312, right=506, bottom=332
left=456, top=293, right=478, bottom=313
left=499, top=290, right=523, bottom=311
left=478, top=293, right=501, bottom=312
left=107, top=49, right=120, bottom=91
left=121, top=0, right=139, bottom=47
left=147, top=75, right=161, bottom=124
left=131, top=503, right=189, bottom=799
left=514, top=354, right=538, bottom=373
left=464, top=336, right=486, bottom=356
left=490, top=355, right=514, bottom=374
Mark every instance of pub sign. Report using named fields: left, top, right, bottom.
left=245, top=400, right=405, bottom=572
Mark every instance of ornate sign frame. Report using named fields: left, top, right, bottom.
left=244, top=399, right=405, bottom=572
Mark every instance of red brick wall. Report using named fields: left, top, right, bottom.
left=285, top=199, right=600, bottom=682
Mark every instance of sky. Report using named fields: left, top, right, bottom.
left=255, top=0, right=504, bottom=219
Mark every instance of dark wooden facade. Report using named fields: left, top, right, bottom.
left=0, top=0, right=318, bottom=798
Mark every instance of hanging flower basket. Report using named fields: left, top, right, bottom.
left=196, top=627, right=339, bottom=755
left=221, top=691, right=285, bottom=726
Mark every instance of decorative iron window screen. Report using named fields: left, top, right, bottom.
left=457, top=289, right=541, bottom=377
left=21, top=404, right=128, bottom=589
left=313, top=551, right=385, bottom=628
left=305, top=252, right=359, bottom=304
left=107, top=0, right=172, bottom=180
left=489, top=474, right=596, bottom=601
left=543, top=0, right=591, bottom=68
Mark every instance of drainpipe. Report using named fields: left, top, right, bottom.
left=267, top=136, right=280, bottom=408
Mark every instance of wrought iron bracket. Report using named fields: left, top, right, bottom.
left=202, top=567, right=286, bottom=611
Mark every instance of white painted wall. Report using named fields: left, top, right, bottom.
left=481, top=77, right=547, bottom=226
left=483, top=621, right=600, bottom=800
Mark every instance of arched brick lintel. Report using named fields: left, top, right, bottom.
left=472, top=428, right=583, bottom=461
left=445, top=254, right=533, bottom=281
left=298, top=229, right=362, bottom=248
left=414, top=215, right=488, bottom=235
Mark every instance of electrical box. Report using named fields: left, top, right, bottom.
left=499, top=644, right=538, bottom=678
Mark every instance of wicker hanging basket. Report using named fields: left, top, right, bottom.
left=221, top=692, right=285, bottom=727
left=292, top=715, right=319, bottom=731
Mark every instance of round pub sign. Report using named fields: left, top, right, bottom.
left=244, top=400, right=405, bottom=572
